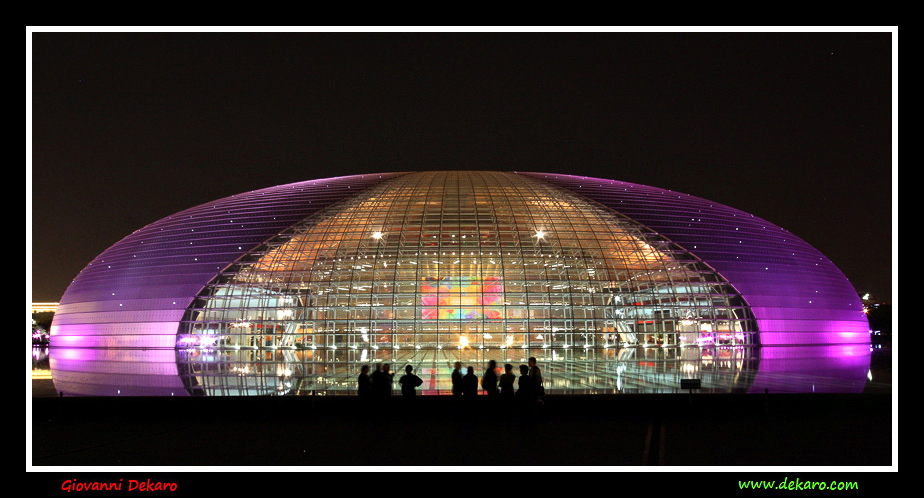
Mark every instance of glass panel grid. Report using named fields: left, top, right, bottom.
left=178, top=171, right=757, bottom=395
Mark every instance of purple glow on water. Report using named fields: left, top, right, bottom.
left=747, top=344, right=872, bottom=393
left=49, top=348, right=189, bottom=397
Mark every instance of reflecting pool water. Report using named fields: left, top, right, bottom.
left=31, top=346, right=51, bottom=380
left=40, top=343, right=887, bottom=396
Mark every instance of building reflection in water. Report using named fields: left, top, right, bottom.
left=46, top=344, right=873, bottom=396
left=32, top=346, right=51, bottom=380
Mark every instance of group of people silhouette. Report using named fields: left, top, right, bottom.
left=356, top=363, right=421, bottom=398
left=356, top=358, right=544, bottom=404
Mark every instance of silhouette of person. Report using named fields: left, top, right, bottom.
left=516, top=364, right=536, bottom=403
left=463, top=366, right=479, bottom=397
left=482, top=360, right=498, bottom=397
left=499, top=363, right=516, bottom=398
left=528, top=356, right=544, bottom=397
left=451, top=361, right=463, bottom=397
left=357, top=364, right=372, bottom=398
left=371, top=363, right=384, bottom=397
left=399, top=364, right=423, bottom=397
left=381, top=363, right=394, bottom=397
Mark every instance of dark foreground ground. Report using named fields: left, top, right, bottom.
left=30, top=380, right=891, bottom=467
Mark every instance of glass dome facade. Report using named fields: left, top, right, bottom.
left=49, top=171, right=868, bottom=396
left=178, top=172, right=754, bottom=394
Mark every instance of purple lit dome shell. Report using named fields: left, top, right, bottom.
left=48, top=171, right=869, bottom=396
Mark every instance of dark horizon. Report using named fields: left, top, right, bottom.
left=29, top=32, right=894, bottom=302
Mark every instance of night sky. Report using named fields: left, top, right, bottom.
left=29, top=32, right=894, bottom=302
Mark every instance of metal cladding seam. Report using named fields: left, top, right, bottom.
left=521, top=172, right=868, bottom=346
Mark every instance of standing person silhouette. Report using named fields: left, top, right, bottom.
left=451, top=361, right=463, bottom=397
left=528, top=357, right=544, bottom=399
left=399, top=364, right=423, bottom=397
left=516, top=364, right=536, bottom=404
left=482, top=360, right=498, bottom=398
left=381, top=363, right=394, bottom=397
left=371, top=363, right=384, bottom=399
left=463, top=366, right=479, bottom=398
left=499, top=363, right=516, bottom=399
left=357, top=364, right=372, bottom=399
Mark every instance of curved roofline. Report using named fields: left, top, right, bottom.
left=519, top=171, right=868, bottom=346
left=519, top=171, right=759, bottom=321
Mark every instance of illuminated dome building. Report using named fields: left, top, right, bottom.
left=49, top=172, right=870, bottom=396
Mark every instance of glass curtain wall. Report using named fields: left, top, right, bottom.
left=178, top=171, right=756, bottom=395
